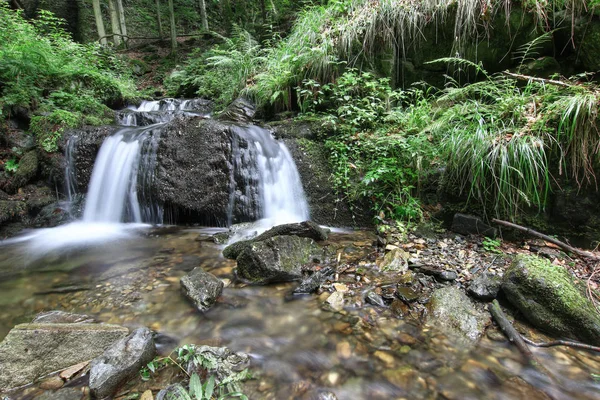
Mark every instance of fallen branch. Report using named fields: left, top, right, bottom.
left=522, top=336, right=600, bottom=352
left=492, top=218, right=600, bottom=261
left=503, top=71, right=575, bottom=88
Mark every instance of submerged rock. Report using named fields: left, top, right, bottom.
left=180, top=267, right=224, bottom=312
left=223, top=221, right=329, bottom=260
left=293, top=267, right=335, bottom=295
left=427, top=286, right=490, bottom=344
left=0, top=322, right=128, bottom=391
left=32, top=310, right=96, bottom=324
left=468, top=273, right=502, bottom=300
left=236, top=235, right=327, bottom=284
left=502, top=254, right=600, bottom=345
left=89, top=327, right=156, bottom=399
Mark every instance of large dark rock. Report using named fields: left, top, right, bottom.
left=236, top=235, right=329, bottom=284
left=89, top=327, right=156, bottom=399
left=2, top=150, right=38, bottom=194
left=223, top=221, right=329, bottom=259
left=0, top=200, right=26, bottom=225
left=451, top=213, right=496, bottom=237
left=0, top=323, right=129, bottom=391
left=502, top=254, right=600, bottom=345
left=180, top=267, right=224, bottom=312
left=218, top=97, right=256, bottom=123
left=468, top=272, right=501, bottom=300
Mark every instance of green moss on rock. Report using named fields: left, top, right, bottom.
left=502, top=254, right=600, bottom=345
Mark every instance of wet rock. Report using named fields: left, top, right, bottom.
left=366, top=291, right=387, bottom=307
left=32, top=310, right=96, bottom=324
left=223, top=221, right=329, bottom=260
left=218, top=97, right=256, bottom=123
left=89, top=327, right=156, bottom=399
left=39, top=375, right=65, bottom=390
left=451, top=213, right=496, bottom=237
left=411, top=265, right=457, bottom=282
left=427, top=286, right=490, bottom=344
left=396, top=286, right=420, bottom=303
left=326, top=291, right=345, bottom=312
left=0, top=323, right=128, bottom=391
left=293, top=267, right=335, bottom=295
left=36, top=387, right=88, bottom=400
left=180, top=267, right=224, bottom=312
left=468, top=273, right=501, bottom=300
left=312, top=390, right=339, bottom=400
left=502, top=254, right=600, bottom=345
left=2, top=150, right=38, bottom=194
left=379, top=248, right=409, bottom=273
left=0, top=200, right=26, bottom=225
left=236, top=235, right=328, bottom=284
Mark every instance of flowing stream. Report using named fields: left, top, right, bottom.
left=0, top=100, right=598, bottom=399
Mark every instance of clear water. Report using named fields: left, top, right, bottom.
left=0, top=228, right=598, bottom=399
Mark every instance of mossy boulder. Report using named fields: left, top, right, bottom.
left=502, top=254, right=600, bottom=345
left=236, top=235, right=329, bottom=284
left=1, top=150, right=39, bottom=194
left=0, top=200, right=26, bottom=225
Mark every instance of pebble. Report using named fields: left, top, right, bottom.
left=39, top=376, right=64, bottom=390
left=140, top=390, right=154, bottom=400
left=336, top=341, right=352, bottom=359
left=326, top=292, right=345, bottom=312
left=373, top=350, right=395, bottom=366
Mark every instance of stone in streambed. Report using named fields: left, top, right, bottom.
left=223, top=221, right=329, bottom=260
left=502, top=254, right=600, bottom=345
left=293, top=267, right=335, bottom=295
left=451, top=213, right=496, bottom=237
left=0, top=323, right=128, bottom=391
left=89, top=327, right=156, bottom=399
left=236, top=235, right=328, bottom=284
left=379, top=248, right=409, bottom=273
left=32, top=310, right=96, bottom=324
left=468, top=272, right=501, bottom=300
left=180, top=267, right=224, bottom=312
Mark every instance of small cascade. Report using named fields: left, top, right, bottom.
left=228, top=125, right=309, bottom=226
left=117, top=98, right=212, bottom=127
left=64, top=135, right=78, bottom=204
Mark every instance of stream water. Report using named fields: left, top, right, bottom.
left=0, top=99, right=599, bottom=399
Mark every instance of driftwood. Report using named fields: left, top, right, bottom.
left=522, top=336, right=600, bottom=352
left=503, top=71, right=575, bottom=88
left=492, top=218, right=600, bottom=261
left=489, top=300, right=538, bottom=365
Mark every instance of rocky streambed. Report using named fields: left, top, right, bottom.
left=0, top=222, right=599, bottom=399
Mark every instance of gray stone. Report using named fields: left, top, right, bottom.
left=427, top=286, right=490, bottom=344
left=451, top=213, right=496, bottom=237
left=32, top=311, right=96, bottom=324
left=502, top=254, right=600, bottom=345
left=379, top=248, right=409, bottom=273
left=180, top=267, right=224, bottom=312
left=224, top=221, right=329, bottom=260
left=218, top=97, right=256, bottom=123
left=236, top=235, right=328, bottom=284
left=366, top=291, right=387, bottom=307
left=468, top=273, right=501, bottom=300
left=293, top=267, right=334, bottom=295
left=411, top=265, right=457, bottom=282
left=89, top=327, right=156, bottom=399
left=0, top=323, right=129, bottom=391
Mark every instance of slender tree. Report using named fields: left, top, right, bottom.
left=155, top=0, right=164, bottom=39
left=108, top=0, right=122, bottom=46
left=198, top=0, right=208, bottom=31
left=92, top=0, right=107, bottom=45
left=116, top=0, right=128, bottom=47
left=168, top=0, right=177, bottom=53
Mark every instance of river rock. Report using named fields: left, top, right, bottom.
left=0, top=323, right=129, bottom=391
left=36, top=387, right=87, bottom=400
left=427, top=286, right=490, bottom=344
left=379, top=248, right=409, bottom=273
left=180, top=267, right=224, bottom=312
left=236, top=235, right=327, bottom=284
left=502, top=254, right=600, bottom=345
left=89, top=327, right=156, bottom=399
left=32, top=310, right=96, bottom=324
left=451, top=213, right=496, bottom=237
left=293, top=267, right=335, bottom=295
left=468, top=273, right=501, bottom=300
left=224, top=221, right=329, bottom=259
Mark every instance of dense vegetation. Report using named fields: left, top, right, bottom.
left=2, top=0, right=600, bottom=225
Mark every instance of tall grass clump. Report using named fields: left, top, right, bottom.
left=0, top=5, right=137, bottom=151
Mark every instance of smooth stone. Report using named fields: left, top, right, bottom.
left=366, top=291, right=387, bottom=307
left=468, top=272, right=501, bottom=300
left=180, top=267, right=224, bottom=312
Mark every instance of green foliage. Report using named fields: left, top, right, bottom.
left=30, top=109, right=80, bottom=153
left=166, top=373, right=248, bottom=400
left=482, top=237, right=502, bottom=254
left=4, top=158, right=18, bottom=174
left=0, top=4, right=137, bottom=152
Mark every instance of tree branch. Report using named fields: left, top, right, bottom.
left=503, top=71, right=575, bottom=88
left=522, top=336, right=600, bottom=352
left=492, top=218, right=600, bottom=261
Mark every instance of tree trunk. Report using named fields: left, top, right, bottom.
left=92, top=0, right=107, bottom=45
left=155, top=0, right=164, bottom=39
left=198, top=0, right=208, bottom=30
left=259, top=0, right=266, bottom=24
left=168, top=0, right=177, bottom=53
left=108, top=0, right=122, bottom=46
left=269, top=0, right=278, bottom=17
left=116, top=0, right=128, bottom=48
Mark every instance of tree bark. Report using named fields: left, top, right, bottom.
left=108, top=0, right=122, bottom=46
left=155, top=0, right=164, bottom=39
left=168, top=0, right=177, bottom=53
left=92, top=0, right=107, bottom=46
left=116, top=0, right=128, bottom=48
left=198, top=0, right=208, bottom=30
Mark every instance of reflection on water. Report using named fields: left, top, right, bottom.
left=0, top=227, right=599, bottom=399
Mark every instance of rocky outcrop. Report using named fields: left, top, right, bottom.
left=89, top=327, right=156, bottom=399
left=180, top=267, right=224, bottom=312
left=236, top=235, right=329, bottom=284
left=223, top=220, right=329, bottom=259
left=0, top=321, right=128, bottom=391
left=502, top=254, right=600, bottom=345
left=1, top=150, right=39, bottom=194
left=218, top=97, right=256, bottom=123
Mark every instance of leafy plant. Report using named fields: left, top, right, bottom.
left=4, top=158, right=18, bottom=173
left=482, top=237, right=502, bottom=254
left=166, top=373, right=248, bottom=400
